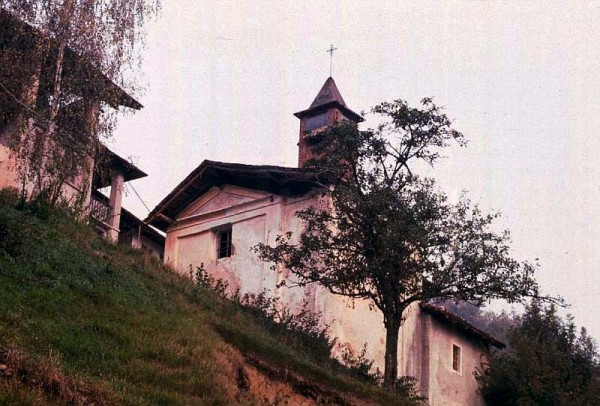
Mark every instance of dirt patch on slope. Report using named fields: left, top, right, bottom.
left=215, top=347, right=377, bottom=405
left=0, top=343, right=378, bottom=405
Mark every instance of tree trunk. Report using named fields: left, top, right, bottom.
left=39, top=0, right=75, bottom=203
left=383, top=318, right=401, bottom=388
left=48, top=0, right=76, bottom=122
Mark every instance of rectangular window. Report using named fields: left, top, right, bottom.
left=452, top=344, right=462, bottom=373
left=217, top=227, right=232, bottom=259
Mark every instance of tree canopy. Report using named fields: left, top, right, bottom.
left=477, top=301, right=600, bottom=405
left=0, top=0, right=159, bottom=203
left=256, top=98, right=554, bottom=387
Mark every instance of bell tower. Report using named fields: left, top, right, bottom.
left=294, top=77, right=363, bottom=168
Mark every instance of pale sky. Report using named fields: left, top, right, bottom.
left=110, top=1, right=600, bottom=340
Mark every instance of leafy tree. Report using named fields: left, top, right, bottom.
left=0, top=0, right=159, bottom=203
left=256, top=98, right=554, bottom=387
left=478, top=301, right=600, bottom=405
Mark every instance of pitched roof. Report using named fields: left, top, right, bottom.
left=119, top=206, right=165, bottom=247
left=309, top=76, right=347, bottom=109
left=92, top=145, right=147, bottom=188
left=420, top=303, right=506, bottom=349
left=294, top=77, right=363, bottom=123
left=145, top=160, right=328, bottom=231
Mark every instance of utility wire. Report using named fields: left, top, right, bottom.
left=0, top=79, right=94, bottom=152
left=128, top=182, right=151, bottom=214
left=0, top=81, right=39, bottom=114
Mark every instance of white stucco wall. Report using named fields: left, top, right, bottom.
left=425, top=313, right=488, bottom=406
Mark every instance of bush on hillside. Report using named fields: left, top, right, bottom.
left=194, top=263, right=426, bottom=402
left=194, top=263, right=335, bottom=360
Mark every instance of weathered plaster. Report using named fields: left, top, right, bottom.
left=426, top=314, right=488, bottom=406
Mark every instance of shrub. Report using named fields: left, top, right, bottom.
left=193, top=263, right=229, bottom=297
left=193, top=264, right=335, bottom=360
left=237, top=290, right=336, bottom=360
left=340, top=342, right=379, bottom=384
left=477, top=301, right=600, bottom=405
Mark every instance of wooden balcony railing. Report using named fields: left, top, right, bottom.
left=90, top=194, right=111, bottom=225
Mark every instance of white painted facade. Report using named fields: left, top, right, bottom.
left=423, top=314, right=488, bottom=406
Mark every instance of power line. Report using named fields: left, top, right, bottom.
left=0, top=81, right=38, bottom=114
left=0, top=78, right=94, bottom=154
left=128, top=182, right=151, bottom=214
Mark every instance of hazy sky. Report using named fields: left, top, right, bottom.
left=110, top=1, right=600, bottom=340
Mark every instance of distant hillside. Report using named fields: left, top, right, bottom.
left=0, top=192, right=415, bottom=405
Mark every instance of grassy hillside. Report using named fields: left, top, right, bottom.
left=0, top=192, right=414, bottom=405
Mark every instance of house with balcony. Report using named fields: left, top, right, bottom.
left=0, top=8, right=142, bottom=204
left=90, top=145, right=146, bottom=241
left=0, top=8, right=163, bottom=254
left=89, top=148, right=164, bottom=257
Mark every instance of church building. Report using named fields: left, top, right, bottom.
left=146, top=77, right=503, bottom=406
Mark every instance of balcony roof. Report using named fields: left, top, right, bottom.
left=93, top=144, right=147, bottom=189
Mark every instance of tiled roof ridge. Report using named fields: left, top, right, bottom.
left=201, top=159, right=313, bottom=173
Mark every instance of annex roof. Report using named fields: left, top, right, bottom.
left=420, top=303, right=505, bottom=349
left=145, top=160, right=328, bottom=231
left=294, top=77, right=363, bottom=123
left=91, top=190, right=164, bottom=246
left=119, top=206, right=165, bottom=246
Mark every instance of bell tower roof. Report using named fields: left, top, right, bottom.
left=294, top=77, right=363, bottom=123
left=309, top=76, right=347, bottom=109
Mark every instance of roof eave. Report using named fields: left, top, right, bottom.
left=294, top=101, right=364, bottom=123
left=145, top=160, right=327, bottom=231
left=145, top=160, right=212, bottom=227
left=1, top=8, right=142, bottom=111
left=93, top=145, right=148, bottom=188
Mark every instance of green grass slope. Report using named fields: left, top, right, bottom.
left=0, top=194, right=412, bottom=405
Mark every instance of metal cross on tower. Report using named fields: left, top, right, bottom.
left=327, top=44, right=337, bottom=77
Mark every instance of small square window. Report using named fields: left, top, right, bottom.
left=452, top=344, right=462, bottom=373
left=217, top=227, right=232, bottom=259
